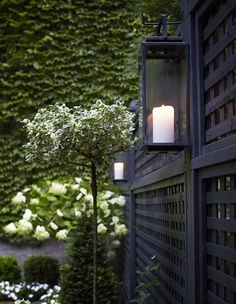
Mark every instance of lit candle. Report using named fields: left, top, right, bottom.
left=114, top=162, right=124, bottom=180
left=152, top=105, right=174, bottom=143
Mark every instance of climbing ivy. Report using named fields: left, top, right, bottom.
left=0, top=0, right=180, bottom=205
left=0, top=0, right=140, bottom=205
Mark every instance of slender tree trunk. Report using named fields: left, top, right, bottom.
left=91, top=161, right=97, bottom=304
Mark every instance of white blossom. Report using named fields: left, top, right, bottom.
left=103, top=209, right=111, bottom=218
left=116, top=195, right=126, bottom=206
left=56, top=209, right=63, bottom=217
left=48, top=182, right=67, bottom=196
left=29, top=198, right=39, bottom=205
left=23, top=209, right=32, bottom=221
left=3, top=223, right=17, bottom=234
left=111, top=216, right=119, bottom=225
left=100, top=201, right=108, bottom=210
left=71, top=184, right=80, bottom=190
left=18, top=219, right=33, bottom=234
left=49, top=222, right=58, bottom=230
left=97, top=223, right=107, bottom=234
left=115, top=224, right=128, bottom=236
left=56, top=229, right=68, bottom=240
left=11, top=192, right=26, bottom=204
left=102, top=191, right=114, bottom=199
left=75, top=177, right=82, bottom=184
left=110, top=195, right=126, bottom=206
left=76, top=193, right=83, bottom=201
left=80, top=187, right=87, bottom=195
left=34, top=225, right=50, bottom=241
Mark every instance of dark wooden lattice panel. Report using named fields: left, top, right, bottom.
left=135, top=175, right=186, bottom=304
left=117, top=193, right=131, bottom=303
left=134, top=147, right=182, bottom=180
left=202, top=0, right=236, bottom=152
left=204, top=173, right=236, bottom=304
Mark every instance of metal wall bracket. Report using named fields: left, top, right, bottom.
left=141, top=10, right=183, bottom=38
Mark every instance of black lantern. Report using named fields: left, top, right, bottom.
left=141, top=15, right=189, bottom=152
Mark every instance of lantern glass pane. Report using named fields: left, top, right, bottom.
left=145, top=45, right=187, bottom=145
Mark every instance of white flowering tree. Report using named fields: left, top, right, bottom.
left=22, top=100, right=133, bottom=304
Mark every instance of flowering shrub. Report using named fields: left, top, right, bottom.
left=40, top=285, right=61, bottom=304
left=0, top=281, right=53, bottom=302
left=2, top=177, right=127, bottom=251
left=15, top=300, right=31, bottom=304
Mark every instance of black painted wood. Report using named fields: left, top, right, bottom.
left=121, top=1, right=236, bottom=303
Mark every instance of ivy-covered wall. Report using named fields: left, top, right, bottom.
left=0, top=0, right=180, bottom=206
left=0, top=0, right=140, bottom=205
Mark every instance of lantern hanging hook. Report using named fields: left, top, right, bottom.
left=141, top=9, right=183, bottom=37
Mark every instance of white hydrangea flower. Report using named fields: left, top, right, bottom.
left=116, top=195, right=126, bottom=206
left=4, top=223, right=17, bottom=234
left=102, top=191, right=114, bottom=199
left=111, top=216, right=119, bottom=225
left=30, top=198, right=39, bottom=205
left=34, top=225, right=50, bottom=241
left=18, top=219, right=33, bottom=234
left=103, top=209, right=111, bottom=218
left=115, top=224, right=128, bottom=236
left=23, top=209, right=32, bottom=221
left=56, top=229, right=68, bottom=240
left=49, top=222, right=58, bottom=230
left=109, top=195, right=126, bottom=206
left=100, top=201, right=108, bottom=210
left=11, top=192, right=26, bottom=204
left=48, top=182, right=67, bottom=196
left=56, top=209, right=63, bottom=217
left=97, top=223, right=107, bottom=234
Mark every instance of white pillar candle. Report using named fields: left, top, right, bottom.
left=152, top=105, right=174, bottom=143
left=114, top=162, right=124, bottom=180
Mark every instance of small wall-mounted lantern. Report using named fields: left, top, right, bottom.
left=141, top=14, right=189, bottom=152
left=114, top=162, right=124, bottom=180
left=111, top=153, right=127, bottom=182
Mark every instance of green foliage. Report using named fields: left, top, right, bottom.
left=24, top=256, right=60, bottom=286
left=0, top=256, right=21, bottom=283
left=130, top=263, right=160, bottom=304
left=60, top=215, right=117, bottom=304
left=0, top=0, right=139, bottom=206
